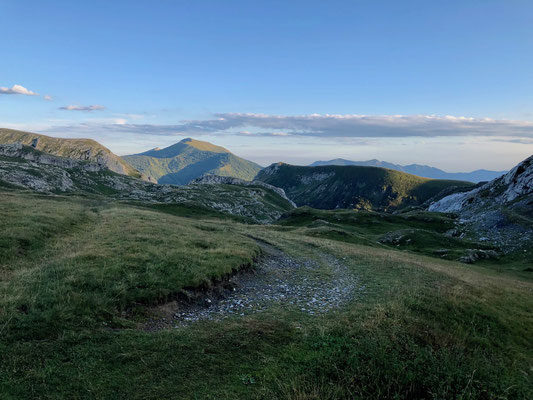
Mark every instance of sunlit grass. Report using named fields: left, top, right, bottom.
left=1, top=189, right=531, bottom=399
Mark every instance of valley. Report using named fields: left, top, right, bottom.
left=3, top=5, right=532, bottom=398
left=0, top=132, right=532, bottom=398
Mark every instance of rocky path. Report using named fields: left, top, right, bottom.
left=145, top=241, right=362, bottom=330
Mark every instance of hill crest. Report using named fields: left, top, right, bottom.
left=0, top=128, right=141, bottom=178
left=310, top=158, right=506, bottom=183
left=138, top=138, right=230, bottom=158
left=123, top=138, right=261, bottom=184
left=255, top=162, right=474, bottom=211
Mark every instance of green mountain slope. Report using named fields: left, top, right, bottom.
left=123, top=138, right=262, bottom=184
left=255, top=162, right=474, bottom=210
left=0, top=128, right=141, bottom=178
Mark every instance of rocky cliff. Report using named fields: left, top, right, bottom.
left=428, top=155, right=533, bottom=251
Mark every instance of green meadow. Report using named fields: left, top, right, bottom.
left=1, top=188, right=531, bottom=399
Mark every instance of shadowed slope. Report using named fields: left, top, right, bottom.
left=123, top=138, right=262, bottom=184
left=255, top=162, right=474, bottom=210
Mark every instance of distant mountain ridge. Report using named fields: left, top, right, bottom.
left=309, top=158, right=506, bottom=183
left=0, top=128, right=141, bottom=178
left=123, top=138, right=262, bottom=185
left=255, top=162, right=474, bottom=211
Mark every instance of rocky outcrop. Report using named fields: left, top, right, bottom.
left=428, top=155, right=533, bottom=252
left=429, top=155, right=532, bottom=213
left=0, top=128, right=142, bottom=178
left=0, top=146, right=294, bottom=224
left=0, top=143, right=105, bottom=172
left=459, top=249, right=499, bottom=264
left=191, top=175, right=296, bottom=207
left=499, top=155, right=533, bottom=202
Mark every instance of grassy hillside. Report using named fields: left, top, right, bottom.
left=0, top=189, right=531, bottom=398
left=123, top=138, right=262, bottom=184
left=276, top=207, right=533, bottom=277
left=0, top=146, right=294, bottom=223
left=255, top=163, right=474, bottom=210
left=0, top=128, right=141, bottom=178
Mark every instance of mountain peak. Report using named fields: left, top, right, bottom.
left=179, top=138, right=230, bottom=153
left=123, top=138, right=261, bottom=184
left=134, top=138, right=230, bottom=158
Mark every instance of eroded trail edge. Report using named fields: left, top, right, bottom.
left=144, top=241, right=362, bottom=330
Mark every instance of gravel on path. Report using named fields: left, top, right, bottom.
left=144, top=241, right=363, bottom=330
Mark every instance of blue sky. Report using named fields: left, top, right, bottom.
left=1, top=0, right=532, bottom=171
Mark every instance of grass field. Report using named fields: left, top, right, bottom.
left=1, top=188, right=532, bottom=399
left=276, top=207, right=533, bottom=278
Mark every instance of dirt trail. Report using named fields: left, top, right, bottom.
left=145, top=241, right=362, bottom=330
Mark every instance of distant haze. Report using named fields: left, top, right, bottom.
left=309, top=159, right=505, bottom=183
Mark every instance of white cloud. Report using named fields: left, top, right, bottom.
left=32, top=119, right=532, bottom=171
left=43, top=95, right=53, bottom=101
left=59, top=104, right=106, bottom=111
left=0, top=84, right=38, bottom=96
left=46, top=112, right=533, bottom=140
left=185, top=113, right=533, bottom=139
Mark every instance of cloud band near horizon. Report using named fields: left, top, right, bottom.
left=46, top=113, right=533, bottom=139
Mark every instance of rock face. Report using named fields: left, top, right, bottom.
left=500, top=156, right=533, bottom=202
left=0, top=143, right=105, bottom=172
left=428, top=155, right=533, bottom=251
left=0, top=145, right=294, bottom=224
left=255, top=162, right=473, bottom=211
left=192, top=175, right=296, bottom=207
left=0, top=128, right=142, bottom=178
left=429, top=155, right=533, bottom=212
